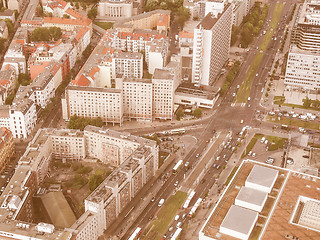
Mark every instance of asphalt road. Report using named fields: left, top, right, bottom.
left=113, top=1, right=295, bottom=239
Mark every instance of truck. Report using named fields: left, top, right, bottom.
left=158, top=199, right=164, bottom=207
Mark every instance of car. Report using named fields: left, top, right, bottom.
left=237, top=85, right=240, bottom=88
left=196, top=153, right=200, bottom=158
left=170, top=233, right=174, bottom=238
left=151, top=197, right=155, bottom=202
left=248, top=97, right=251, bottom=101
left=247, top=104, right=251, bottom=108
left=182, top=213, right=187, bottom=219
left=216, top=156, right=220, bottom=161
left=255, top=73, right=258, bottom=77
left=232, top=93, right=236, bottom=97
left=174, top=181, right=179, bottom=187
left=176, top=222, right=182, bottom=228
left=248, top=151, right=252, bottom=156
left=216, top=165, right=220, bottom=169
left=0, top=175, right=5, bottom=179
left=252, top=153, right=256, bottom=157
left=223, top=154, right=226, bottom=159
left=174, top=215, right=180, bottom=221
left=213, top=164, right=217, bottom=168
left=200, top=179, right=205, bottom=184
left=169, top=227, right=174, bottom=232
left=261, top=137, right=266, bottom=143
left=240, top=120, right=244, bottom=124
left=184, top=162, right=189, bottom=167
left=287, top=159, right=294, bottom=165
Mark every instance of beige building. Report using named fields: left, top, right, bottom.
left=122, top=78, right=153, bottom=121
left=0, top=127, right=14, bottom=172
left=97, top=0, right=133, bottom=19
left=114, top=9, right=170, bottom=32
left=192, top=4, right=233, bottom=86
left=64, top=86, right=123, bottom=126
left=112, top=52, right=143, bottom=79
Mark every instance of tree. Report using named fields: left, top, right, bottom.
left=75, top=2, right=79, bottom=10
left=81, top=2, right=87, bottom=10
left=0, top=37, right=5, bottom=53
left=176, top=109, right=184, bottom=120
left=49, top=26, right=62, bottom=41
left=303, top=97, right=311, bottom=108
left=193, top=108, right=202, bottom=119
left=82, top=45, right=93, bottom=59
left=67, top=115, right=104, bottom=130
left=30, top=27, right=62, bottom=42
left=4, top=19, right=13, bottom=35
left=63, top=14, right=70, bottom=19
left=14, top=10, right=18, bottom=20
left=87, top=8, right=97, bottom=20
left=88, top=173, right=104, bottom=191
left=18, top=73, right=31, bottom=86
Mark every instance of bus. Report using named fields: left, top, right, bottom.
left=128, top=227, right=142, bottom=240
left=169, top=128, right=186, bottom=135
left=183, top=190, right=196, bottom=209
left=171, top=228, right=182, bottom=240
left=173, top=160, right=183, bottom=174
left=189, top=198, right=202, bottom=217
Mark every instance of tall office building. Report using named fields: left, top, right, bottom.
left=192, top=3, right=233, bottom=86
left=291, top=0, right=320, bottom=53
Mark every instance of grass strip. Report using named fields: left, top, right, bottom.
left=143, top=191, right=187, bottom=240
left=235, top=2, right=284, bottom=103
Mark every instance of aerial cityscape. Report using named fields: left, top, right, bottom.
left=0, top=0, right=319, bottom=239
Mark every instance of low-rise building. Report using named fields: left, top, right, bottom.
left=0, top=9, right=15, bottom=22
left=0, top=127, right=14, bottom=172
left=97, top=0, right=133, bottom=20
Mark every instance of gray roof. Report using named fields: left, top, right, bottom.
left=153, top=68, right=173, bottom=80
left=236, top=186, right=268, bottom=208
left=246, top=165, right=279, bottom=189
left=220, top=205, right=258, bottom=235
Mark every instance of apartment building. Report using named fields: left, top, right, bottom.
left=145, top=38, right=168, bottom=74
left=50, top=129, right=85, bottom=160
left=114, top=9, right=170, bottom=32
left=0, top=127, right=14, bottom=172
left=0, top=126, right=158, bottom=240
left=84, top=125, right=158, bottom=167
left=292, top=0, right=320, bottom=53
left=97, top=0, right=133, bottom=19
left=0, top=67, right=16, bottom=105
left=192, top=3, right=233, bottom=86
left=64, top=86, right=123, bottom=125
left=122, top=78, right=153, bottom=121
left=152, top=68, right=175, bottom=120
left=2, top=41, right=26, bottom=75
left=284, top=45, right=320, bottom=91
left=112, top=52, right=143, bottom=79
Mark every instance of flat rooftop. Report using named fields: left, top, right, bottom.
left=236, top=187, right=268, bottom=209
left=220, top=205, right=258, bottom=237
left=246, top=164, right=279, bottom=191
left=200, top=160, right=320, bottom=240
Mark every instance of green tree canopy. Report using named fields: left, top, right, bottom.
left=67, top=115, right=104, bottom=130
left=87, top=8, right=97, bottom=20
left=193, top=108, right=202, bottom=118
left=30, top=27, right=62, bottom=42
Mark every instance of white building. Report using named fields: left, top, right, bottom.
left=2, top=42, right=26, bottom=75
left=122, top=78, right=153, bottom=121
left=145, top=38, right=168, bottom=74
left=284, top=46, right=320, bottom=91
left=9, top=99, right=37, bottom=139
left=112, top=52, right=143, bottom=79
left=152, top=68, right=175, bottom=120
left=64, top=86, right=123, bottom=126
left=192, top=4, right=233, bottom=86
left=97, top=0, right=133, bottom=19
left=292, top=0, right=320, bottom=53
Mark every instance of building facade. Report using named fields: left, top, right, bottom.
left=0, top=127, right=14, bottom=172
left=192, top=4, right=233, bottom=86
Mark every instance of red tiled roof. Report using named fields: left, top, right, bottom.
left=88, top=67, right=99, bottom=79
left=71, top=74, right=91, bottom=86
left=44, top=17, right=91, bottom=27
left=179, top=31, right=194, bottom=39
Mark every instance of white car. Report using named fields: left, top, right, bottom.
left=232, top=93, right=236, bottom=97
left=174, top=215, right=179, bottom=221
left=252, top=153, right=256, bottom=157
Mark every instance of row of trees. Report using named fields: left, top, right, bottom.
left=231, top=3, right=269, bottom=47
left=145, top=0, right=190, bottom=28
left=220, top=61, right=241, bottom=95
left=303, top=98, right=320, bottom=109
left=30, top=27, right=62, bottom=42
left=67, top=115, right=104, bottom=130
